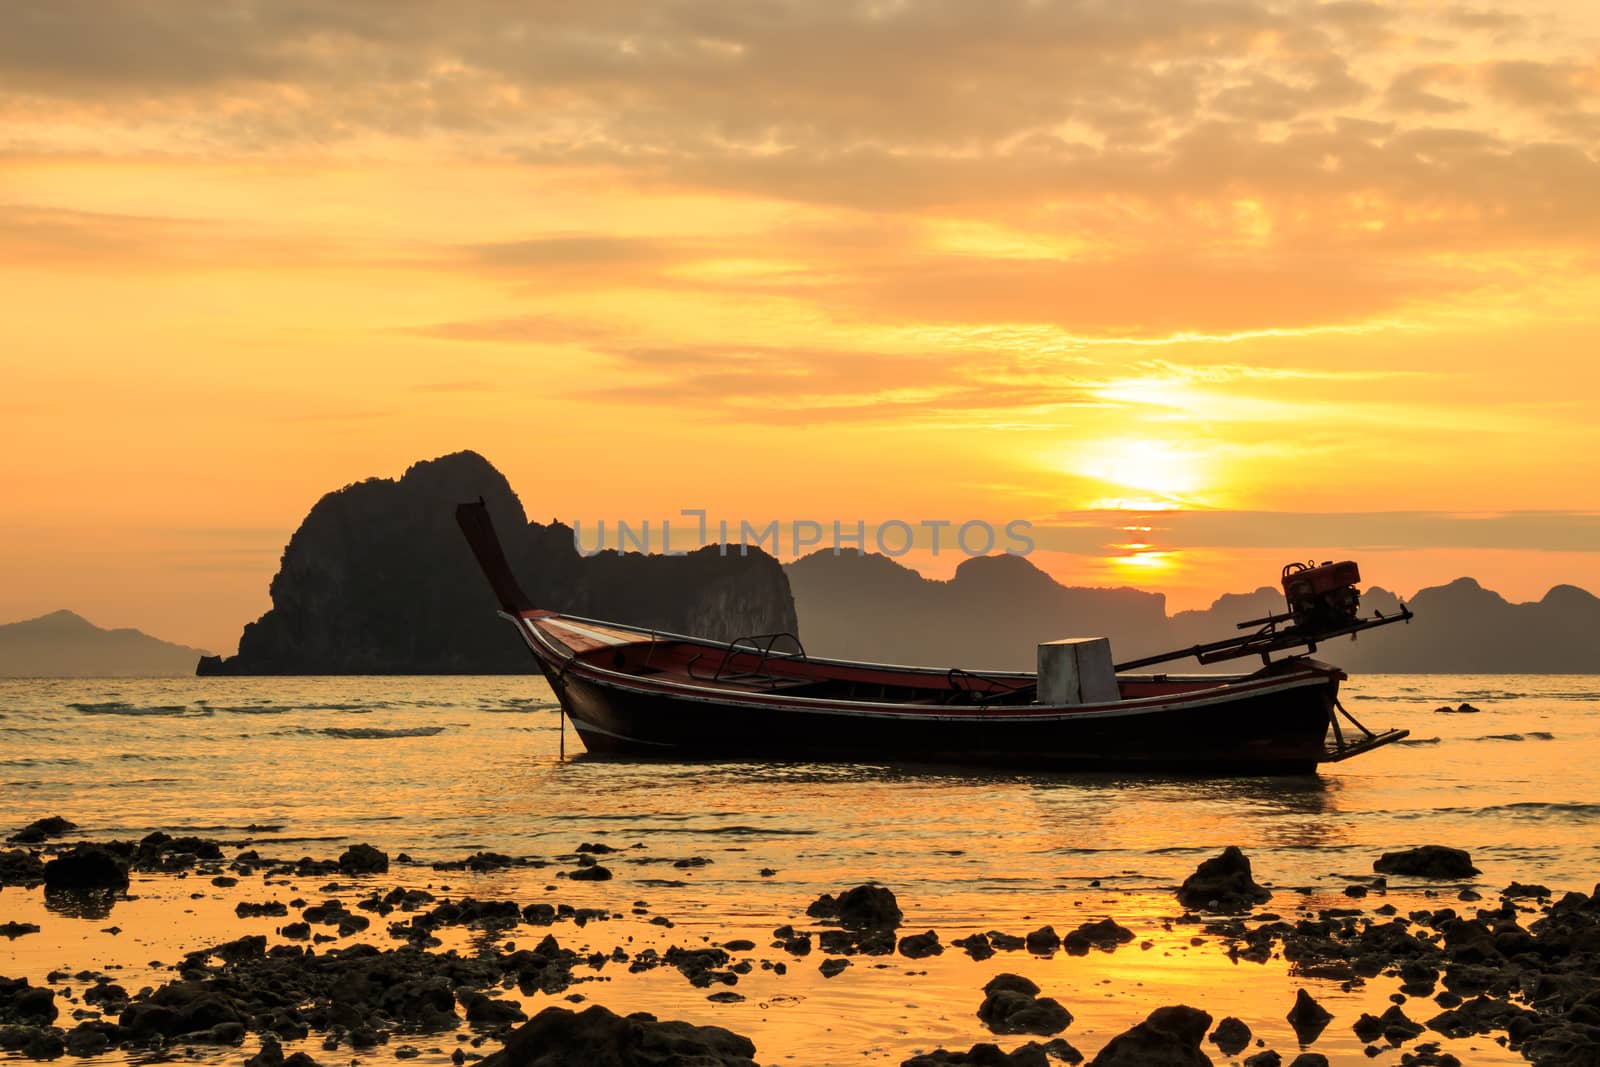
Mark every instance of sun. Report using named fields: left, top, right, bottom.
left=1067, top=437, right=1208, bottom=510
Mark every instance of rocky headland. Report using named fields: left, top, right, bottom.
left=196, top=452, right=796, bottom=674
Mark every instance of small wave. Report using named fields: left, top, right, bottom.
left=480, top=701, right=561, bottom=713
left=1396, top=737, right=1441, bottom=746
left=1402, top=801, right=1600, bottom=820
left=318, top=726, right=446, bottom=740
left=67, top=703, right=209, bottom=723
left=0, top=756, right=84, bottom=767
left=626, top=824, right=817, bottom=836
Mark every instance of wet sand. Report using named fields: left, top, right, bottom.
left=4, top=828, right=1588, bottom=1065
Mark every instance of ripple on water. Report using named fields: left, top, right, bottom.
left=68, top=702, right=201, bottom=716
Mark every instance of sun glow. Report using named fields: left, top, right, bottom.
left=1066, top=437, right=1209, bottom=510
left=1108, top=549, right=1180, bottom=576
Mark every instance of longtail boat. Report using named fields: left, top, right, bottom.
left=457, top=501, right=1411, bottom=773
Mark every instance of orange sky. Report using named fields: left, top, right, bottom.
left=3, top=0, right=1599, bottom=653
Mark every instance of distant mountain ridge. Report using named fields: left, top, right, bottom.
left=0, top=610, right=209, bottom=678
left=786, top=550, right=1167, bottom=672
left=786, top=553, right=1600, bottom=674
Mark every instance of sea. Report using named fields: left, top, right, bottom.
left=2, top=673, right=1597, bottom=1065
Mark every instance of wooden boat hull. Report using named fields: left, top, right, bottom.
left=544, top=659, right=1339, bottom=773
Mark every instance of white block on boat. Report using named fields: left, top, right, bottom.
left=1037, top=638, right=1120, bottom=705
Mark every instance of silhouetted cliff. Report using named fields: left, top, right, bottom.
left=0, top=610, right=209, bottom=677
left=786, top=550, right=1168, bottom=672
left=197, top=452, right=796, bottom=675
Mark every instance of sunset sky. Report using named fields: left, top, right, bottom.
left=3, top=0, right=1599, bottom=652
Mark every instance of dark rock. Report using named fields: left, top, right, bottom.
left=8, top=985, right=58, bottom=1025
left=0, top=1026, right=66, bottom=1060
left=977, top=974, right=1072, bottom=1037
left=1287, top=1056, right=1329, bottom=1067
left=1242, top=1053, right=1280, bottom=1067
left=215, top=934, right=268, bottom=963
left=477, top=1003, right=757, bottom=1066
left=807, top=884, right=902, bottom=929
left=904, top=1040, right=1079, bottom=1067
left=899, top=930, right=943, bottom=959
left=954, top=933, right=996, bottom=961
left=338, top=844, right=389, bottom=875
left=41, top=845, right=128, bottom=890
left=63, top=1022, right=114, bottom=1057
left=81, top=983, right=128, bottom=1011
left=197, top=451, right=797, bottom=675
left=1378, top=1005, right=1424, bottom=1043
left=819, top=958, right=850, bottom=979
left=1209, top=1016, right=1251, bottom=1056
left=1063, top=919, right=1134, bottom=954
left=119, top=1002, right=182, bottom=1038
left=568, top=865, right=612, bottom=881
left=1024, top=926, right=1060, bottom=955
left=244, top=1034, right=285, bottom=1067
left=1286, top=989, right=1333, bottom=1043
left=0, top=923, right=40, bottom=939
left=1372, top=846, right=1479, bottom=880
left=0, top=850, right=45, bottom=887
left=237, top=901, right=290, bottom=918
left=1353, top=1013, right=1385, bottom=1044
left=1087, top=1005, right=1212, bottom=1066
left=1398, top=1043, right=1460, bottom=1066
left=1501, top=881, right=1550, bottom=899
left=208, top=1020, right=248, bottom=1044
left=460, top=992, right=526, bottom=1026
left=7, top=817, right=76, bottom=844
left=1176, top=846, right=1271, bottom=913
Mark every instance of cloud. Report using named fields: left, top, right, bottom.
left=465, top=235, right=684, bottom=271
left=1484, top=60, right=1596, bottom=110
left=575, top=339, right=1103, bottom=426
left=1385, top=66, right=1471, bottom=113
left=0, top=201, right=358, bottom=268
left=9, top=0, right=1599, bottom=341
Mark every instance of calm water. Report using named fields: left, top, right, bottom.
left=2, top=673, right=1597, bottom=1064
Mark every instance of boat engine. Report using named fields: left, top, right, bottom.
left=1113, top=555, right=1409, bottom=671
left=1282, top=560, right=1362, bottom=632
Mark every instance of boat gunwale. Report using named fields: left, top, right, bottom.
left=511, top=610, right=1339, bottom=722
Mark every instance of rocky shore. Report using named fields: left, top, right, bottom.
left=3, top=818, right=1598, bottom=1066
